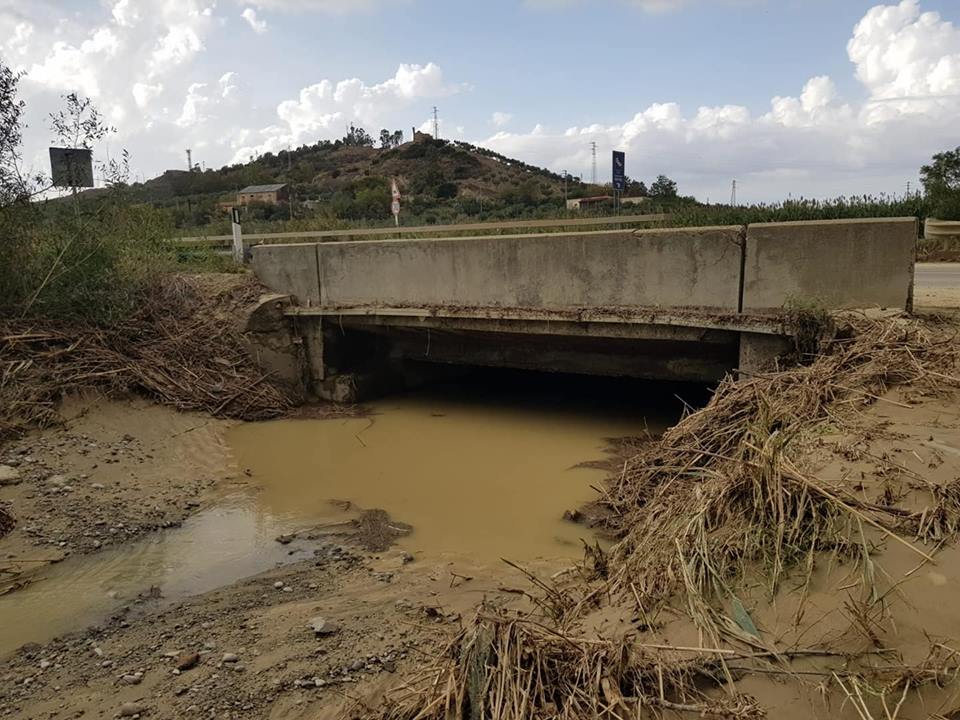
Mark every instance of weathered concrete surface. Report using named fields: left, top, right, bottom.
left=738, top=333, right=793, bottom=375
left=241, top=294, right=305, bottom=398
left=251, top=243, right=320, bottom=307
left=743, top=218, right=917, bottom=312
left=316, top=227, right=745, bottom=312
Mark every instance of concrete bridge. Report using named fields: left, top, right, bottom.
left=245, top=218, right=917, bottom=401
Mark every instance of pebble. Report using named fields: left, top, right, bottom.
left=0, top=465, right=21, bottom=485
left=275, top=533, right=294, bottom=545
left=282, top=586, right=293, bottom=593
left=273, top=581, right=284, bottom=589
left=175, top=651, right=200, bottom=671
left=221, top=653, right=239, bottom=663
left=39, top=660, right=51, bottom=670
left=121, top=673, right=143, bottom=685
left=308, top=617, right=340, bottom=636
left=119, top=702, right=146, bottom=717
left=400, top=551, right=415, bottom=564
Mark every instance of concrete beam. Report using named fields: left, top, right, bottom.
left=365, top=326, right=737, bottom=383
left=329, top=313, right=738, bottom=344
left=742, top=218, right=917, bottom=312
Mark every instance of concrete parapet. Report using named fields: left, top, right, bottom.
left=316, top=227, right=744, bottom=312
left=251, top=243, right=321, bottom=307
left=742, top=218, right=917, bottom=312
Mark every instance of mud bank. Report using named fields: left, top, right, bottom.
left=0, top=395, right=236, bottom=594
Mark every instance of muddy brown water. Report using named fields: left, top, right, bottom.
left=0, top=374, right=692, bottom=657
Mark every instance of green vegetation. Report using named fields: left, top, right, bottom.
left=0, top=63, right=197, bottom=324
left=659, top=194, right=929, bottom=228
left=921, top=147, right=960, bottom=220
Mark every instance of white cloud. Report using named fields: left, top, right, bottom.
left=219, top=72, right=240, bottom=99
left=238, top=0, right=389, bottom=12
left=176, top=82, right=210, bottom=127
left=241, top=7, right=268, bottom=33
left=525, top=0, right=753, bottom=13
left=1, top=0, right=957, bottom=203
left=232, top=62, right=458, bottom=160
left=132, top=81, right=164, bottom=109
left=480, top=0, right=960, bottom=201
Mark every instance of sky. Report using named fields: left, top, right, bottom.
left=2, top=0, right=960, bottom=203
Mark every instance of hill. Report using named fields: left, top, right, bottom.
left=124, top=131, right=598, bottom=229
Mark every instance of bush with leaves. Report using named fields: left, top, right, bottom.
left=0, top=62, right=179, bottom=324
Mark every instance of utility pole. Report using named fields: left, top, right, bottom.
left=730, top=179, right=737, bottom=207
left=432, top=106, right=439, bottom=139
left=590, top=142, right=597, bottom=186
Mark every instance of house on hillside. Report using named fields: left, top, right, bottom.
left=237, top=183, right=289, bottom=206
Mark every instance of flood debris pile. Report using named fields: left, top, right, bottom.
left=605, top=314, right=960, bottom=605
left=362, top=314, right=960, bottom=720
left=0, top=274, right=296, bottom=440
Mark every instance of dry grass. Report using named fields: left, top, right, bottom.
left=602, top=314, right=960, bottom=608
left=364, top=610, right=765, bottom=720
left=0, top=273, right=296, bottom=441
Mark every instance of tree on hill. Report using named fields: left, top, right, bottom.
left=343, top=124, right=374, bottom=147
left=379, top=129, right=403, bottom=149
left=650, top=174, right=678, bottom=199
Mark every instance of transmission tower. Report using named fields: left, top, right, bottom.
left=730, top=179, right=737, bottom=206
left=432, top=106, right=439, bottom=140
left=590, top=142, right=597, bottom=185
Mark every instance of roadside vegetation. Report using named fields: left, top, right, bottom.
left=0, top=62, right=292, bottom=451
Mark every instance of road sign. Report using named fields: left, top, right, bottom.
left=612, top=151, right=625, bottom=192
left=391, top=178, right=401, bottom=226
left=49, top=147, right=94, bottom=188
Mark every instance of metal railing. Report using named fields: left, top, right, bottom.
left=168, top=213, right=671, bottom=248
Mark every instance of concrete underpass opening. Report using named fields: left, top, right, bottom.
left=316, top=323, right=735, bottom=403
left=370, top=362, right=713, bottom=430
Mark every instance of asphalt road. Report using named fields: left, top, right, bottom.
left=916, top=262, right=960, bottom=289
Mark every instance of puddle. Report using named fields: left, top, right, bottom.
left=0, top=372, right=695, bottom=657
left=227, top=376, right=675, bottom=560
left=0, top=500, right=317, bottom=657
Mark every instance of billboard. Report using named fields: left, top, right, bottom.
left=49, top=147, right=94, bottom=188
left=612, top=150, right=625, bottom=192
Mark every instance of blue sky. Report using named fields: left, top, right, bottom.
left=3, top=0, right=960, bottom=202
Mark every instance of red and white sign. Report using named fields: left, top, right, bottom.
left=391, top=179, right=401, bottom=223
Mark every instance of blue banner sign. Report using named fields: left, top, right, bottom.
left=612, top=150, right=625, bottom=191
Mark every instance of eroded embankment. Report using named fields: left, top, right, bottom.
left=363, top=314, right=960, bottom=720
